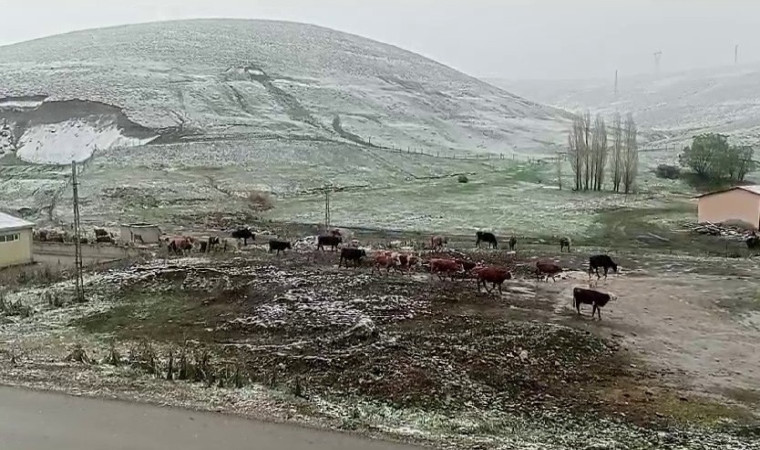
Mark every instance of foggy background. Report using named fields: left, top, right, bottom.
left=2, top=0, right=758, bottom=80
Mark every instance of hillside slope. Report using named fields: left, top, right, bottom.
left=491, top=63, right=760, bottom=147
left=0, top=19, right=567, bottom=164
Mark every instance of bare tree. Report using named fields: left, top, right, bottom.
left=582, top=111, right=592, bottom=191
left=567, top=114, right=587, bottom=191
left=622, top=113, right=638, bottom=194
left=609, top=113, right=623, bottom=193
left=591, top=114, right=608, bottom=191
left=556, top=149, right=564, bottom=190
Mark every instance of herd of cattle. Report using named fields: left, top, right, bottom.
left=161, top=227, right=620, bottom=320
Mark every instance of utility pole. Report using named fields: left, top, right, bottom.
left=614, top=69, right=619, bottom=97
left=735, top=44, right=739, bottom=65
left=71, top=161, right=85, bottom=303
left=324, top=187, right=331, bottom=230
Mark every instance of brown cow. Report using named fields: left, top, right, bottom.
left=573, top=287, right=616, bottom=320
left=168, top=237, right=194, bottom=255
left=429, top=258, right=464, bottom=280
left=373, top=253, right=399, bottom=274
left=474, top=266, right=512, bottom=294
left=453, top=259, right=482, bottom=279
left=395, top=253, right=421, bottom=274
left=536, top=261, right=562, bottom=282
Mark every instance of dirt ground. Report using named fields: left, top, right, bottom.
left=535, top=269, right=760, bottom=402
left=1, top=234, right=759, bottom=449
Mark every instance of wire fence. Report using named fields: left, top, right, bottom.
left=367, top=143, right=684, bottom=165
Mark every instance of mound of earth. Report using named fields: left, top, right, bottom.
left=0, top=19, right=568, bottom=165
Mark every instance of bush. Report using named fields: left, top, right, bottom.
left=248, top=190, right=275, bottom=210
left=457, top=175, right=469, bottom=183
left=655, top=164, right=681, bottom=180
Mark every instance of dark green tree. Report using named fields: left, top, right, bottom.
left=679, top=133, right=754, bottom=182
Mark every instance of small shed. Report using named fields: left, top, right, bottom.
left=0, top=212, right=34, bottom=269
left=697, top=185, right=760, bottom=229
left=120, top=223, right=161, bottom=244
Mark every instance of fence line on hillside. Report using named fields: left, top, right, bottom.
left=364, top=143, right=680, bottom=165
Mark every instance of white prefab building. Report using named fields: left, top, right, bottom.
left=0, top=212, right=34, bottom=269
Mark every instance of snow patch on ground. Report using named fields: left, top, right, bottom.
left=16, top=120, right=157, bottom=164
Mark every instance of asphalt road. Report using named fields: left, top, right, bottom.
left=0, top=387, right=421, bottom=450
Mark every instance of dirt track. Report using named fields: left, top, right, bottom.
left=533, top=267, right=760, bottom=403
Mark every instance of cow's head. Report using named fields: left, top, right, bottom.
left=610, top=292, right=619, bottom=301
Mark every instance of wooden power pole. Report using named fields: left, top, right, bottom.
left=71, top=161, right=85, bottom=303
left=324, top=188, right=331, bottom=230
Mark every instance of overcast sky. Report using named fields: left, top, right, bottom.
left=2, top=0, right=758, bottom=80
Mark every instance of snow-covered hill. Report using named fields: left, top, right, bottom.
left=489, top=63, right=760, bottom=148
left=0, top=19, right=568, bottom=164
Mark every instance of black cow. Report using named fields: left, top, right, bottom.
left=339, top=247, right=367, bottom=267
left=232, top=228, right=255, bottom=246
left=96, top=235, right=114, bottom=244
left=318, top=235, right=342, bottom=252
left=573, top=287, right=615, bottom=320
left=589, top=255, right=618, bottom=279
left=268, top=239, right=291, bottom=255
left=208, top=236, right=221, bottom=252
left=747, top=235, right=760, bottom=252
left=508, top=236, right=517, bottom=251
left=476, top=231, right=498, bottom=249
left=560, top=237, right=572, bottom=253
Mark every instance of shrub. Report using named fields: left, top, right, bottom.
left=457, top=175, right=469, bottom=183
left=248, top=190, right=275, bottom=210
left=655, top=164, right=681, bottom=180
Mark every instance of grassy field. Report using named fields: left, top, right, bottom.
left=1, top=137, right=705, bottom=247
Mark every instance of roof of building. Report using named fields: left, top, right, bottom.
left=0, top=212, right=34, bottom=231
left=696, top=185, right=760, bottom=199
left=121, top=223, right=159, bottom=228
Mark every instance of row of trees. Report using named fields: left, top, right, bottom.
left=679, top=133, right=754, bottom=183
left=564, top=112, right=638, bottom=194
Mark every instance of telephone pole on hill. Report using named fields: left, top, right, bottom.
left=653, top=51, right=662, bottom=75
left=324, top=189, right=331, bottom=230
left=614, top=70, right=619, bottom=97
left=735, top=44, right=739, bottom=65
left=71, top=161, right=85, bottom=303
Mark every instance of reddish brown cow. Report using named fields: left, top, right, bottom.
left=430, top=235, right=448, bottom=250
left=475, top=266, right=512, bottom=294
left=373, top=253, right=399, bottom=274
left=395, top=253, right=420, bottom=274
left=536, top=261, right=563, bottom=282
left=168, top=237, right=194, bottom=255
left=456, top=259, right=479, bottom=272
left=429, top=258, right=463, bottom=280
